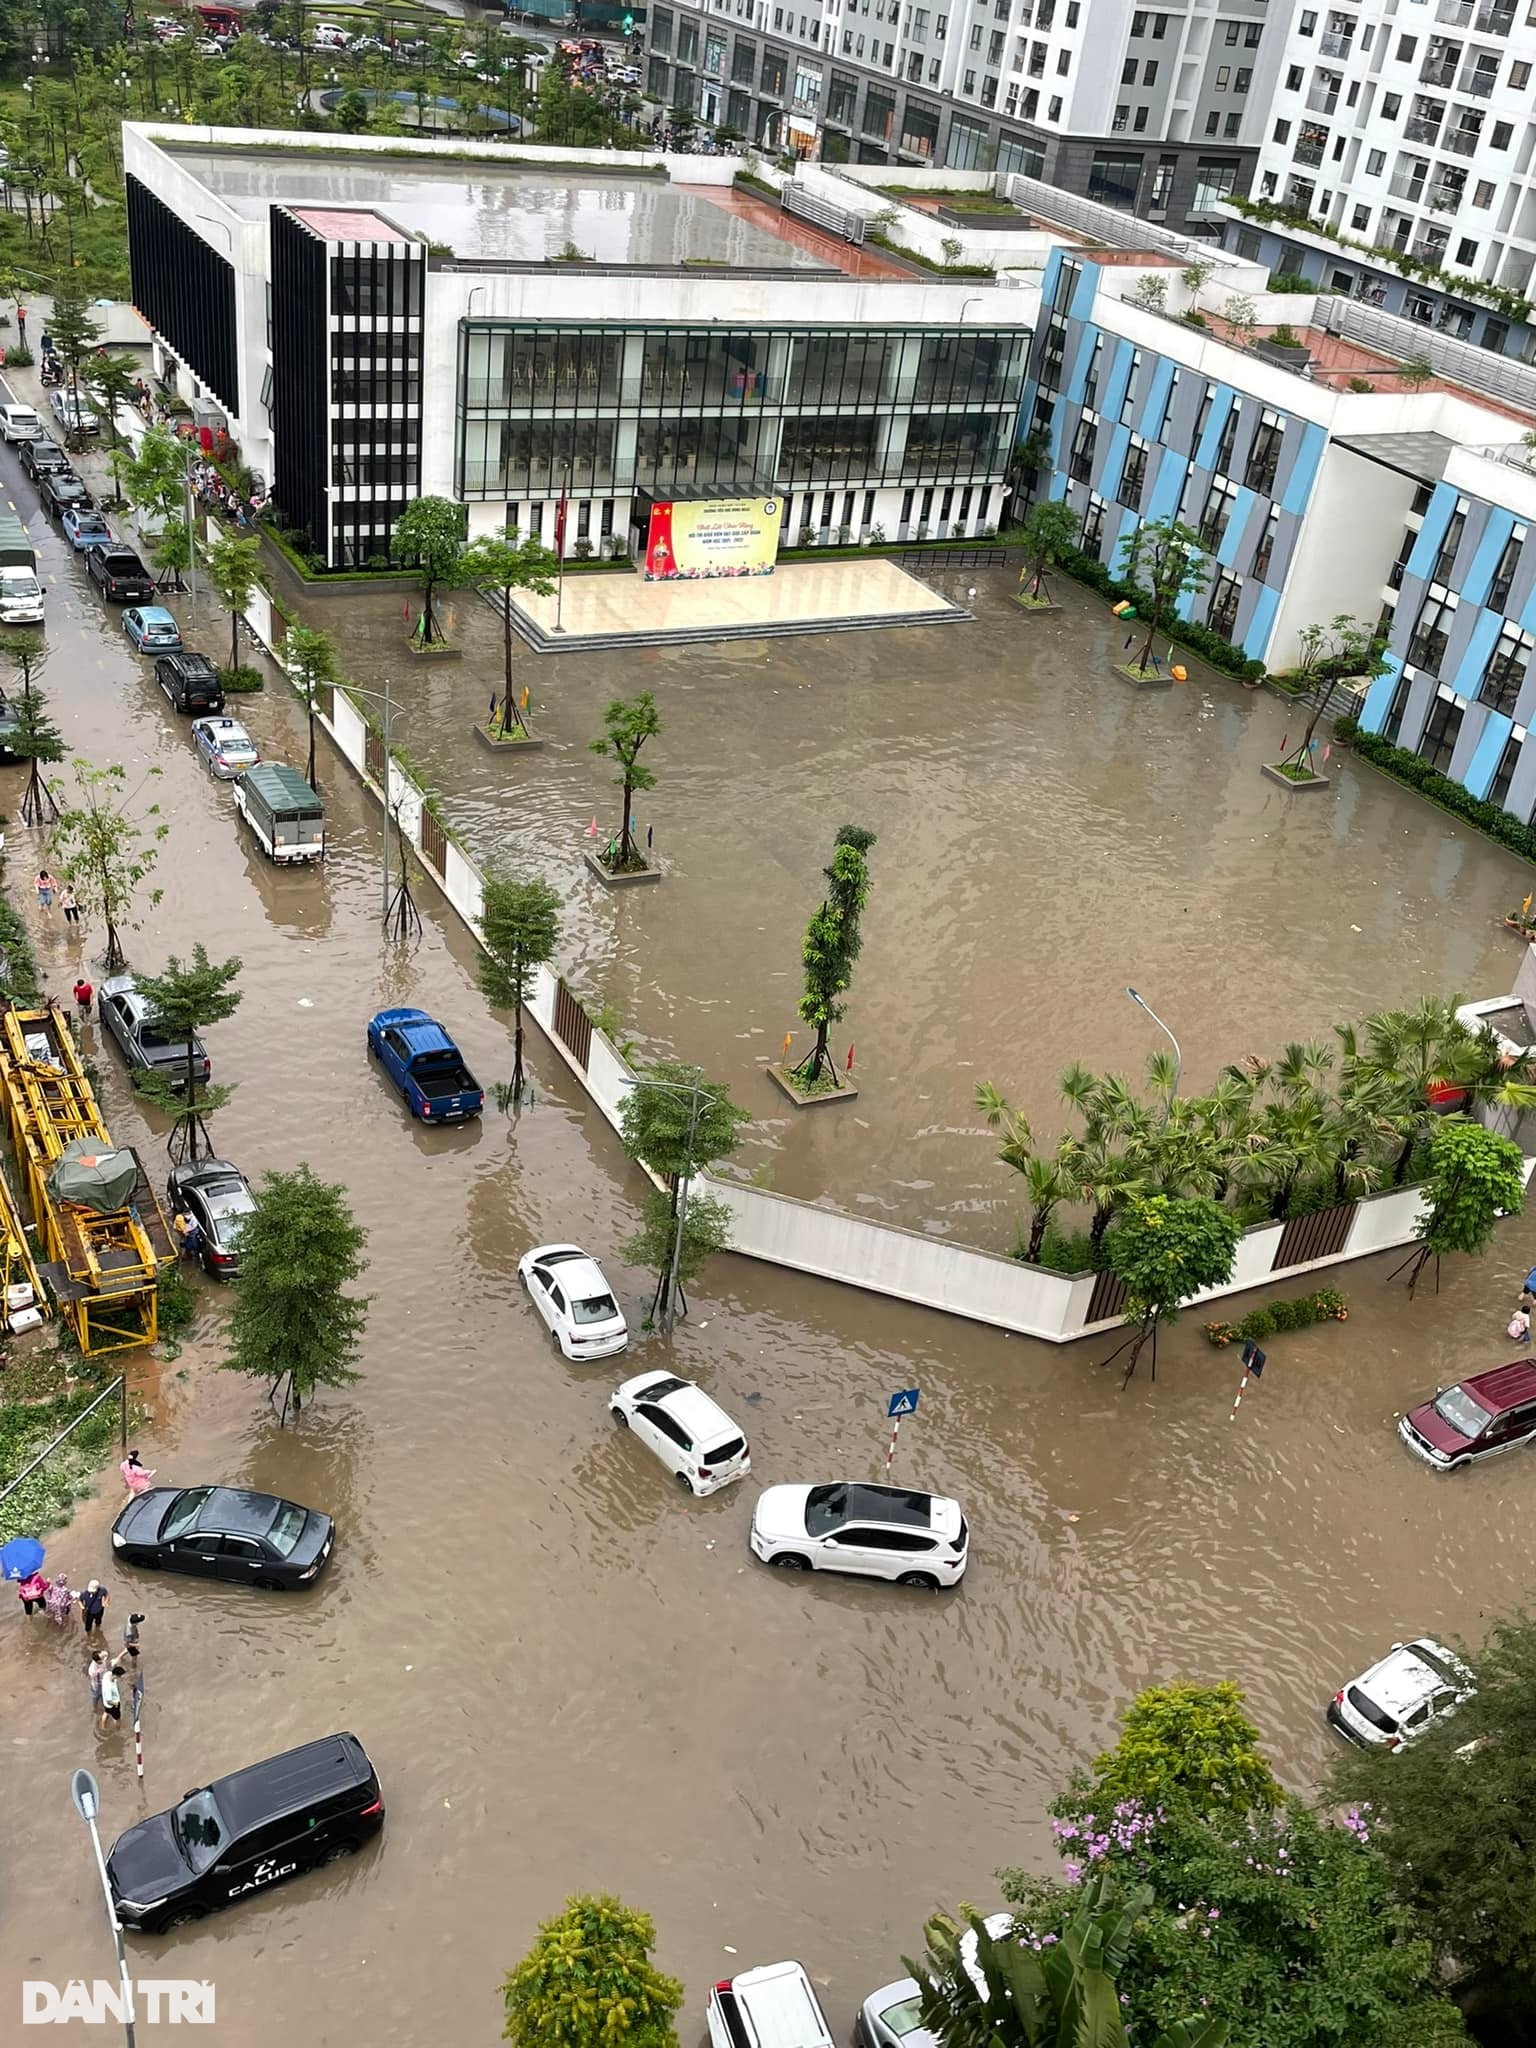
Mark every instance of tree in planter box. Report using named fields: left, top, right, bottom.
left=1270, top=614, right=1388, bottom=779
left=589, top=692, right=661, bottom=873
left=392, top=494, right=466, bottom=646
left=1016, top=497, right=1078, bottom=606
left=1103, top=1193, right=1240, bottom=1383
left=1115, top=517, right=1209, bottom=678
left=460, top=529, right=558, bottom=739
left=1395, top=1117, right=1528, bottom=1298
left=201, top=531, right=262, bottom=683
left=791, top=825, right=877, bottom=1092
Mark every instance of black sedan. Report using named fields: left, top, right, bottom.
left=167, top=1157, right=254, bottom=1275
left=39, top=469, right=92, bottom=518
left=111, top=1485, right=334, bottom=1589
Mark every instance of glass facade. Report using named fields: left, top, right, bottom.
left=454, top=322, right=1028, bottom=501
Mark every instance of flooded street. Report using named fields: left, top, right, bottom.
left=3, top=483, right=1536, bottom=2046
left=315, top=567, right=1525, bottom=1245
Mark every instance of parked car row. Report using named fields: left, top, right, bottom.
left=516, top=1237, right=971, bottom=1587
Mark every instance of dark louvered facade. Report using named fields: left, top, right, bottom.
left=125, top=174, right=239, bottom=417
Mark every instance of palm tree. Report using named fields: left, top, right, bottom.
left=1341, top=998, right=1536, bottom=1183
left=1059, top=1134, right=1144, bottom=1256
left=907, top=1879, right=1228, bottom=2048
left=975, top=1083, right=1067, bottom=1264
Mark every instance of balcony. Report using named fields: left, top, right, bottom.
left=1404, top=115, right=1444, bottom=142
left=1390, top=167, right=1428, bottom=199
left=1458, top=65, right=1497, bottom=94
left=1413, top=234, right=1451, bottom=261
left=1435, top=0, right=1473, bottom=21
left=1442, top=123, right=1482, bottom=154
left=1307, top=87, right=1340, bottom=113
left=1473, top=5, right=1513, bottom=30
left=1427, top=184, right=1463, bottom=213
left=1294, top=140, right=1326, bottom=166
left=1320, top=30, right=1353, bottom=54
left=1419, top=58, right=1458, bottom=84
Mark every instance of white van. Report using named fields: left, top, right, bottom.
left=707, top=1964, right=836, bottom=2048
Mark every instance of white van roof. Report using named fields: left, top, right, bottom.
left=723, top=1963, right=833, bottom=2048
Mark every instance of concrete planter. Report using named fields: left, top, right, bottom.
left=472, top=722, right=546, bottom=754
left=1013, top=594, right=1061, bottom=614
left=1261, top=762, right=1331, bottom=791
left=406, top=640, right=463, bottom=661
left=767, top=1061, right=860, bottom=1108
left=1254, top=340, right=1312, bottom=373
left=1114, top=660, right=1173, bottom=690
left=584, top=848, right=661, bottom=888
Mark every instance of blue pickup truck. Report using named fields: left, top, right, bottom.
left=366, top=1008, right=484, bottom=1122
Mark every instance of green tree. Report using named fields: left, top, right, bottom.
left=392, top=494, right=465, bottom=645
left=1105, top=1193, right=1240, bottom=1380
left=46, top=282, right=102, bottom=436
left=284, top=622, right=341, bottom=791
left=619, top=1060, right=749, bottom=1327
left=221, top=1163, right=369, bottom=1425
left=477, top=872, right=561, bottom=1106
left=460, top=528, right=559, bottom=736
left=1275, top=615, right=1389, bottom=774
left=120, top=422, right=188, bottom=531
left=792, top=824, right=877, bottom=1091
left=9, top=681, right=65, bottom=827
left=131, top=944, right=242, bottom=1163
left=1017, top=496, right=1079, bottom=605
left=975, top=1083, right=1070, bottom=1263
left=1399, top=1116, right=1527, bottom=1296
left=1399, top=352, right=1435, bottom=391
left=48, top=759, right=166, bottom=973
left=501, top=1895, right=682, bottom=2048
left=908, top=1877, right=1229, bottom=2048
left=201, top=531, right=262, bottom=678
left=621, top=1187, right=734, bottom=1311
left=1086, top=1682, right=1280, bottom=1819
left=1338, top=997, right=1536, bottom=1186
left=147, top=515, right=192, bottom=595
left=1001, top=1799, right=1464, bottom=2048
left=1116, top=517, right=1210, bottom=677
left=1331, top=1612, right=1536, bottom=2032
left=589, top=691, right=661, bottom=873
left=86, top=349, right=142, bottom=488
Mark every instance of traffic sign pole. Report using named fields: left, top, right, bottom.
left=883, top=1388, right=920, bottom=1475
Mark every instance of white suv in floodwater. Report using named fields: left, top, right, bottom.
left=751, top=1481, right=969, bottom=1589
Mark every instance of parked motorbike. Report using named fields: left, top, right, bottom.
left=39, top=355, right=62, bottom=386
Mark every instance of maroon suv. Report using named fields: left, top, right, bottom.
left=1399, top=1359, right=1536, bottom=1468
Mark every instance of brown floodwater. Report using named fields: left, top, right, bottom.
left=4, top=485, right=1536, bottom=2048
left=315, top=567, right=1527, bottom=1250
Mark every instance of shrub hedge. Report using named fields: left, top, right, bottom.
left=1333, top=717, right=1536, bottom=863
left=1205, top=1287, right=1347, bottom=1347
left=1055, top=543, right=1268, bottom=683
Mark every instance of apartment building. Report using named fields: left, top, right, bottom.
left=645, top=0, right=1278, bottom=231
left=1230, top=0, right=1536, bottom=360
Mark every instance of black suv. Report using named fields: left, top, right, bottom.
left=155, top=651, right=224, bottom=714
left=108, top=1732, right=383, bottom=1934
left=85, top=542, right=155, bottom=602
left=39, top=469, right=92, bottom=518
left=18, top=435, right=69, bottom=480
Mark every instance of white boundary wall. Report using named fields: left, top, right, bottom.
left=250, top=596, right=1531, bottom=1342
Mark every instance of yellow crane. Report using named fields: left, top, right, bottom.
left=0, top=1003, right=176, bottom=1355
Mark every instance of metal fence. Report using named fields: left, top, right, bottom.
left=1002, top=174, right=1205, bottom=259
left=0, top=1375, right=127, bottom=1521
left=1314, top=294, right=1536, bottom=413
left=781, top=182, right=867, bottom=245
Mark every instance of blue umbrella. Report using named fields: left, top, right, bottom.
left=0, top=1536, right=45, bottom=1582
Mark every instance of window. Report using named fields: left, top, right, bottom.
left=1087, top=152, right=1143, bottom=208
left=1432, top=498, right=1468, bottom=583
left=1120, top=348, right=1142, bottom=422
left=1490, top=523, right=1526, bottom=611
left=1481, top=623, right=1533, bottom=714
left=1080, top=492, right=1107, bottom=556
left=1299, top=8, right=1316, bottom=31
left=1251, top=505, right=1281, bottom=580
left=988, top=28, right=1005, bottom=61
left=1407, top=587, right=1458, bottom=674
left=1351, top=204, right=1370, bottom=230
left=1216, top=64, right=1230, bottom=88
left=1474, top=179, right=1496, bottom=207
left=1199, top=476, right=1239, bottom=550
left=1194, top=381, right=1216, bottom=445
left=1148, top=160, right=1174, bottom=210
left=1366, top=147, right=1385, bottom=174
left=1119, top=436, right=1147, bottom=510
left=1068, top=413, right=1098, bottom=483
left=1214, top=396, right=1242, bottom=473
left=1286, top=63, right=1304, bottom=87
left=968, top=19, right=982, bottom=45
left=1456, top=237, right=1478, bottom=266
left=1134, top=105, right=1148, bottom=130
left=1152, top=12, right=1167, bottom=35
left=1225, top=111, right=1242, bottom=135
left=1048, top=93, right=1062, bottom=116
left=1381, top=674, right=1412, bottom=744
left=1225, top=20, right=1239, bottom=42
left=1274, top=118, right=1291, bottom=143
left=1205, top=111, right=1220, bottom=133
left=1207, top=568, right=1243, bottom=639
left=1512, top=59, right=1532, bottom=87
left=1143, top=60, right=1158, bottom=83
left=1489, top=734, right=1523, bottom=810
left=1245, top=21, right=1261, bottom=42
left=1396, top=32, right=1416, bottom=58
left=1159, top=367, right=1180, bottom=438
left=1131, top=6, right=1146, bottom=29
left=1057, top=46, right=1070, bottom=71
left=1381, top=92, right=1400, bottom=117
left=1493, top=121, right=1513, bottom=148
left=1235, top=67, right=1250, bottom=90
left=1191, top=160, right=1239, bottom=211
left=1245, top=407, right=1277, bottom=491
left=963, top=67, right=975, bottom=89
left=1121, top=56, right=1137, bottom=81
left=1083, top=335, right=1103, bottom=409
left=1418, top=695, right=1464, bottom=773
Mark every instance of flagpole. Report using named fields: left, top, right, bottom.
left=554, top=464, right=569, bottom=635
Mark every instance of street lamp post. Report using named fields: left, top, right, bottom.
left=70, top=1769, right=136, bottom=2046
left=618, top=1066, right=706, bottom=1337
left=1125, top=985, right=1182, bottom=1125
